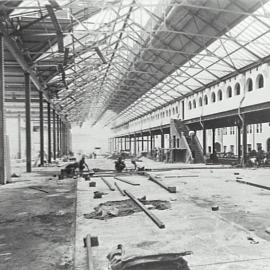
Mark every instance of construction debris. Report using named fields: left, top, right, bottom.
left=107, top=244, right=191, bottom=270
left=93, top=191, right=107, bottom=199
left=84, top=199, right=170, bottom=220
left=212, top=205, right=219, bottom=211
left=89, top=182, right=96, bottom=187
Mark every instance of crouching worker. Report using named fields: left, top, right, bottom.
left=61, top=162, right=79, bottom=178
left=78, top=156, right=89, bottom=174
left=115, top=157, right=126, bottom=172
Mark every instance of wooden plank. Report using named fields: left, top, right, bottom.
left=114, top=182, right=126, bottom=196
left=148, top=174, right=176, bottom=193
left=124, top=190, right=165, bottom=229
left=84, top=234, right=95, bottom=270
left=236, top=179, right=270, bottom=191
left=114, top=176, right=140, bottom=186
left=101, top=177, right=115, bottom=191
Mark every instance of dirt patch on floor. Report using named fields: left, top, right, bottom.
left=0, top=176, right=76, bottom=270
left=84, top=199, right=171, bottom=220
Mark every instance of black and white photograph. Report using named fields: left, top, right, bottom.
left=0, top=0, right=270, bottom=269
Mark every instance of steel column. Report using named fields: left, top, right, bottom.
left=0, top=34, right=5, bottom=184
left=47, top=102, right=51, bottom=163
left=242, top=117, right=247, bottom=166
left=203, top=128, right=206, bottom=155
left=212, top=128, right=215, bottom=153
left=39, top=91, right=44, bottom=166
left=134, top=135, right=137, bottom=155
left=150, top=133, right=153, bottom=151
left=18, top=114, right=22, bottom=159
left=161, top=133, right=164, bottom=148
left=238, top=125, right=241, bottom=162
left=141, top=134, right=144, bottom=151
left=57, top=115, right=60, bottom=157
left=25, top=72, right=31, bottom=172
left=53, top=110, right=56, bottom=160
left=59, top=120, right=62, bottom=156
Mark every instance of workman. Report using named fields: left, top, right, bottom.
left=115, top=157, right=126, bottom=172
left=78, top=156, right=89, bottom=173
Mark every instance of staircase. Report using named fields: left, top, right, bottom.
left=171, top=119, right=205, bottom=163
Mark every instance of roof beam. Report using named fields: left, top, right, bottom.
left=0, top=22, right=49, bottom=101
left=46, top=4, right=64, bottom=53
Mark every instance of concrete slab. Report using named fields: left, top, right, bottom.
left=75, top=158, right=270, bottom=270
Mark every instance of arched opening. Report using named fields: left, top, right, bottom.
left=188, top=101, right=192, bottom=110
left=256, top=74, right=264, bottom=89
left=204, top=95, right=208, bottom=105
left=199, top=97, right=202, bottom=106
left=234, top=83, right=240, bottom=95
left=193, top=100, right=196, bottom=109
left=247, top=78, right=253, bottom=92
left=211, top=92, right=216, bottom=103
left=227, top=86, right=232, bottom=98
left=172, top=107, right=175, bottom=114
left=217, top=90, right=222, bottom=101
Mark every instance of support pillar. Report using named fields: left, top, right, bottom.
left=237, top=125, right=241, bottom=162
left=134, top=135, right=137, bottom=155
left=25, top=72, right=31, bottom=172
left=129, top=136, right=132, bottom=152
left=212, top=128, right=215, bottom=153
left=18, top=114, right=22, bottom=159
left=150, top=133, right=153, bottom=151
left=62, top=122, right=65, bottom=155
left=203, top=128, right=206, bottom=155
left=53, top=110, right=56, bottom=160
left=57, top=115, right=60, bottom=156
left=59, top=120, right=62, bottom=156
left=141, top=134, right=144, bottom=151
left=0, top=35, right=5, bottom=183
left=242, top=117, right=247, bottom=166
left=161, top=132, right=164, bottom=148
left=39, top=91, right=44, bottom=166
left=47, top=102, right=51, bottom=163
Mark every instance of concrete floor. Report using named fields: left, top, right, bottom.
left=75, top=158, right=270, bottom=270
left=1, top=158, right=270, bottom=270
